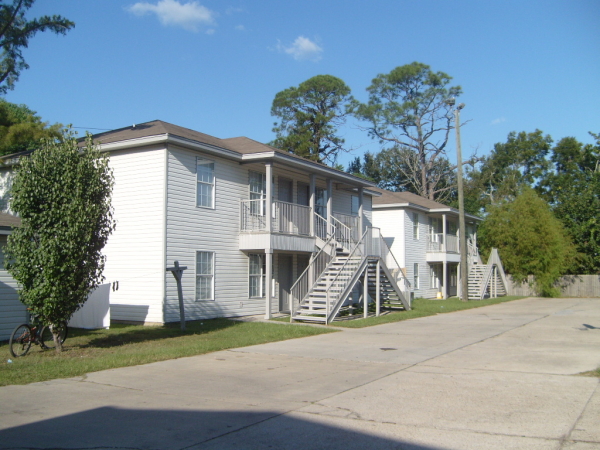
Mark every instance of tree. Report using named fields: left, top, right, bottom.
left=478, top=187, right=576, bottom=297
left=6, top=129, right=115, bottom=352
left=355, top=62, right=471, bottom=201
left=270, top=74, right=354, bottom=165
left=539, top=134, right=600, bottom=273
left=0, top=0, right=74, bottom=94
left=374, top=146, right=458, bottom=204
left=346, top=151, right=380, bottom=183
left=465, top=130, right=552, bottom=212
left=0, top=99, right=62, bottom=156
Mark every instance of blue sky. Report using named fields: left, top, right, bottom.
left=4, top=0, right=599, bottom=168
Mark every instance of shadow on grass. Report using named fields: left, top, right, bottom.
left=74, top=318, right=238, bottom=349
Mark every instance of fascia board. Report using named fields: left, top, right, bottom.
left=373, top=202, right=430, bottom=213
left=97, top=134, right=244, bottom=162
left=241, top=152, right=377, bottom=188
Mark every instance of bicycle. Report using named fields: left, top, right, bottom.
left=9, top=317, right=68, bottom=357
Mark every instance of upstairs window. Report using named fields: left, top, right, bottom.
left=351, top=195, right=359, bottom=216
left=315, top=187, right=327, bottom=218
left=197, top=160, right=215, bottom=208
left=413, top=213, right=420, bottom=239
left=249, top=171, right=266, bottom=215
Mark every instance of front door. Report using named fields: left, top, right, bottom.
left=278, top=178, right=293, bottom=233
left=278, top=254, right=293, bottom=312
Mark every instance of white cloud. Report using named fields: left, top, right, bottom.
left=277, top=36, right=323, bottom=62
left=127, top=0, right=215, bottom=32
left=491, top=117, right=506, bottom=125
left=235, top=24, right=245, bottom=31
left=226, top=7, right=244, bottom=15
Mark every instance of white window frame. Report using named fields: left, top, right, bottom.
left=249, top=171, right=266, bottom=216
left=315, top=187, right=327, bottom=218
left=351, top=195, right=359, bottom=216
left=413, top=213, right=420, bottom=240
left=414, top=263, right=420, bottom=289
left=429, top=264, right=440, bottom=289
left=196, top=159, right=215, bottom=209
left=249, top=253, right=266, bottom=298
left=196, top=251, right=214, bottom=301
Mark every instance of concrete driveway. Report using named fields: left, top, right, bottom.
left=0, top=297, right=599, bottom=450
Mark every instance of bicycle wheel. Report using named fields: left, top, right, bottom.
left=40, top=323, right=68, bottom=349
left=9, top=324, right=33, bottom=357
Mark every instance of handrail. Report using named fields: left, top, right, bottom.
left=314, top=213, right=329, bottom=241
left=324, top=228, right=369, bottom=323
left=475, top=248, right=507, bottom=300
left=377, top=233, right=411, bottom=291
left=289, top=233, right=336, bottom=320
left=331, top=215, right=352, bottom=250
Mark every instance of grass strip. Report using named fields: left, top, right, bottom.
left=0, top=319, right=335, bottom=386
left=277, top=296, right=527, bottom=328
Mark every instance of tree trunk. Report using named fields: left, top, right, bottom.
left=51, top=324, right=63, bottom=353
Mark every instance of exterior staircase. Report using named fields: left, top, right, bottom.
left=366, top=260, right=409, bottom=309
left=467, top=248, right=508, bottom=300
left=291, top=227, right=411, bottom=324
left=291, top=247, right=367, bottom=323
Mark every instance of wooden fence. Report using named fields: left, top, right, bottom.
left=507, top=274, right=600, bottom=297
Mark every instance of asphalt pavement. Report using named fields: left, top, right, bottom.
left=0, top=297, right=599, bottom=450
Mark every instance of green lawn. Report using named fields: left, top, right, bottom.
left=0, top=319, right=335, bottom=386
left=279, top=295, right=527, bottom=328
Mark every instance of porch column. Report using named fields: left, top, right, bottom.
left=309, top=174, right=316, bottom=237
left=358, top=187, right=364, bottom=234
left=442, top=214, right=447, bottom=252
left=264, top=249, right=273, bottom=319
left=363, top=266, right=368, bottom=318
left=442, top=214, right=447, bottom=299
left=327, top=178, right=333, bottom=236
left=376, top=259, right=381, bottom=317
left=265, top=162, right=273, bottom=233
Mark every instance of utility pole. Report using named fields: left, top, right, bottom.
left=454, top=102, right=469, bottom=302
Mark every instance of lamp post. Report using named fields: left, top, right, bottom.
left=447, top=98, right=469, bottom=302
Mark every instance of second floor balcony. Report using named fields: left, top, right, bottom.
left=427, top=233, right=459, bottom=253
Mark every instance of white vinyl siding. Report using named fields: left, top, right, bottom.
left=196, top=251, right=214, bottom=300
left=102, top=147, right=167, bottom=324
left=0, top=235, right=25, bottom=340
left=405, top=209, right=428, bottom=298
left=165, top=147, right=264, bottom=322
left=196, top=160, right=215, bottom=208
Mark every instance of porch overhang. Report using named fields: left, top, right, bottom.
left=239, top=232, right=316, bottom=253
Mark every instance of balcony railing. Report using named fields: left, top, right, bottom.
left=240, top=199, right=311, bottom=236
left=427, top=233, right=459, bottom=253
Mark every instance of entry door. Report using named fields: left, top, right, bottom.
left=278, top=178, right=293, bottom=233
left=279, top=254, right=293, bottom=312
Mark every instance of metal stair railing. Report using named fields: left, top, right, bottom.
left=474, top=248, right=508, bottom=300
left=372, top=229, right=412, bottom=309
left=325, top=228, right=370, bottom=324
left=331, top=215, right=352, bottom=250
left=290, top=233, right=336, bottom=320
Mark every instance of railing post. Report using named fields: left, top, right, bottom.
left=309, top=174, right=315, bottom=237
left=363, top=264, right=368, bottom=318
left=376, top=259, right=381, bottom=317
left=266, top=163, right=272, bottom=233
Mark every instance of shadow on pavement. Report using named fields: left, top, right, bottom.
left=0, top=406, right=442, bottom=450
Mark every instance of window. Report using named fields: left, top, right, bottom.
left=351, top=195, right=359, bottom=216
left=413, top=213, right=420, bottom=239
left=196, top=251, right=214, bottom=300
left=249, top=254, right=265, bottom=298
left=197, top=160, right=215, bottom=208
left=249, top=171, right=266, bottom=215
left=414, top=263, right=420, bottom=289
left=315, top=187, right=327, bottom=217
left=429, top=265, right=440, bottom=289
